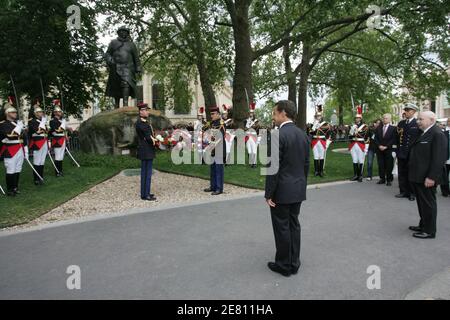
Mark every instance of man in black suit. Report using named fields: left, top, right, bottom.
left=395, top=103, right=420, bottom=201
left=265, top=100, right=309, bottom=277
left=135, top=103, right=157, bottom=201
left=408, top=111, right=447, bottom=239
left=438, top=118, right=449, bottom=197
left=375, top=113, right=397, bottom=186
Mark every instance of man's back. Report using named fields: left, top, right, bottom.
left=265, top=122, right=310, bottom=204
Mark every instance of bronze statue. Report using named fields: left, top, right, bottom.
left=105, top=26, right=142, bottom=108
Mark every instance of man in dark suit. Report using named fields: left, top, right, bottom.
left=395, top=103, right=421, bottom=201
left=438, top=119, right=449, bottom=197
left=375, top=113, right=397, bottom=186
left=135, top=103, right=157, bottom=201
left=265, top=100, right=309, bottom=277
left=408, top=111, right=447, bottom=239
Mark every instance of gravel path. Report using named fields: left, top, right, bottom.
left=5, top=170, right=259, bottom=231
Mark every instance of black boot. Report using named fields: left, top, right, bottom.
left=56, top=161, right=63, bottom=177
left=350, top=163, right=359, bottom=181
left=13, top=173, right=20, bottom=195
left=319, top=159, right=324, bottom=177
left=358, top=164, right=363, bottom=182
left=6, top=174, right=15, bottom=196
left=33, top=165, right=39, bottom=185
left=314, top=160, right=319, bottom=176
left=38, top=165, right=44, bottom=185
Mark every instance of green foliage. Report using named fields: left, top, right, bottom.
left=0, top=0, right=102, bottom=116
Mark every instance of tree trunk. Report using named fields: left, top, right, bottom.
left=283, top=43, right=297, bottom=105
left=190, top=2, right=217, bottom=121
left=338, top=104, right=344, bottom=125
left=296, top=44, right=311, bottom=129
left=196, top=54, right=217, bottom=121
left=228, top=0, right=253, bottom=128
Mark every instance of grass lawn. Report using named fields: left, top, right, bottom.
left=0, top=142, right=376, bottom=228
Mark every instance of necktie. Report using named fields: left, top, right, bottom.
left=383, top=125, right=388, bottom=137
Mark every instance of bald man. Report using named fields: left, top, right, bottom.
left=408, top=111, right=447, bottom=239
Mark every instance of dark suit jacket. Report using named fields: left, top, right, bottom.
left=375, top=124, right=397, bottom=150
left=443, top=129, right=449, bottom=160
left=408, top=124, right=447, bottom=184
left=265, top=122, right=310, bottom=204
left=396, top=118, right=420, bottom=159
left=136, top=117, right=156, bottom=160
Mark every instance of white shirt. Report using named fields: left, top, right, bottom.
left=279, top=120, right=293, bottom=129
left=421, top=124, right=433, bottom=135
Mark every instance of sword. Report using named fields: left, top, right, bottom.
left=65, top=146, right=80, bottom=167
left=25, top=155, right=44, bottom=181
left=0, top=183, right=5, bottom=195
left=39, top=77, right=46, bottom=114
left=58, top=77, right=65, bottom=111
left=9, top=74, right=21, bottom=119
left=47, top=147, right=60, bottom=174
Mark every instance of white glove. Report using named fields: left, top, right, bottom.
left=364, top=144, right=369, bottom=153
left=13, top=120, right=24, bottom=135
left=24, top=146, right=29, bottom=160
left=60, top=119, right=66, bottom=130
left=392, top=151, right=396, bottom=159
left=39, top=116, right=47, bottom=129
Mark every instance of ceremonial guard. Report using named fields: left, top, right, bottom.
left=245, top=102, right=260, bottom=168
left=310, top=105, right=332, bottom=177
left=194, top=107, right=206, bottom=164
left=348, top=106, right=370, bottom=182
left=203, top=106, right=226, bottom=195
left=0, top=97, right=27, bottom=196
left=394, top=103, right=420, bottom=201
left=28, top=100, right=48, bottom=185
left=49, top=100, right=66, bottom=177
left=222, top=105, right=235, bottom=164
left=135, top=103, right=157, bottom=201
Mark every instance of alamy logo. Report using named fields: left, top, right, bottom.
left=66, top=5, right=81, bottom=31
left=366, top=5, right=382, bottom=30
left=66, top=265, right=81, bottom=290
left=366, top=265, right=381, bottom=289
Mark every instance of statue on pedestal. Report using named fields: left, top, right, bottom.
left=105, top=26, right=142, bottom=108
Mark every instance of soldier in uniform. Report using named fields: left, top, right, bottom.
left=310, top=106, right=332, bottom=177
left=28, top=101, right=49, bottom=185
left=135, top=103, right=157, bottom=201
left=194, top=107, right=206, bottom=164
left=222, top=105, right=235, bottom=164
left=203, top=106, right=226, bottom=195
left=245, top=102, right=260, bottom=168
left=348, top=108, right=370, bottom=182
left=0, top=97, right=27, bottom=196
left=394, top=103, right=420, bottom=201
left=49, top=100, right=67, bottom=177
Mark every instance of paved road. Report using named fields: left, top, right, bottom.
left=0, top=180, right=449, bottom=299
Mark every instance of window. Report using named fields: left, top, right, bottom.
left=152, top=79, right=165, bottom=112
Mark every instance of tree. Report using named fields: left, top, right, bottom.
left=0, top=0, right=102, bottom=116
left=97, top=0, right=232, bottom=120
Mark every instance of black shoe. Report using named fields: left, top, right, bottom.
left=13, top=188, right=20, bottom=195
left=204, top=188, right=213, bottom=192
left=267, top=262, right=291, bottom=277
left=141, top=195, right=157, bottom=201
left=377, top=180, right=386, bottom=185
left=211, top=191, right=223, bottom=195
left=413, top=232, right=435, bottom=239
left=409, top=226, right=422, bottom=232
left=443, top=194, right=449, bottom=197
left=386, top=181, right=392, bottom=186
left=395, top=193, right=408, bottom=198
left=6, top=191, right=16, bottom=197
left=408, top=195, right=415, bottom=201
